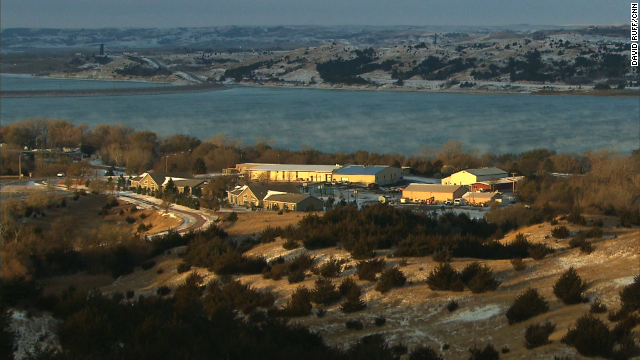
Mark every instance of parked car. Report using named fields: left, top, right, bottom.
left=57, top=172, right=65, bottom=177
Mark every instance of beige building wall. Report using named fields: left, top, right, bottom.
left=443, top=170, right=507, bottom=186
left=443, top=172, right=477, bottom=186
left=264, top=197, right=324, bottom=211
left=336, top=167, right=402, bottom=186
left=247, top=169, right=332, bottom=182
left=238, top=187, right=261, bottom=206
left=139, top=174, right=160, bottom=191
left=403, top=187, right=467, bottom=202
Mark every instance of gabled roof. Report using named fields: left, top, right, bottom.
left=243, top=184, right=271, bottom=200
left=143, top=172, right=193, bottom=186
left=462, top=168, right=507, bottom=176
left=404, top=184, right=465, bottom=193
left=264, top=193, right=318, bottom=204
left=333, top=165, right=391, bottom=175
left=173, top=179, right=206, bottom=188
left=228, top=186, right=245, bottom=196
left=131, top=176, right=143, bottom=182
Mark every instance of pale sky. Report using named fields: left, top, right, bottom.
left=0, top=0, right=632, bottom=28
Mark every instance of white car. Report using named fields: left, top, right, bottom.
left=57, top=172, right=65, bottom=177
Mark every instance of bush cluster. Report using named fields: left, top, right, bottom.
left=426, top=263, right=463, bottom=291
left=446, top=300, right=459, bottom=312
left=156, top=285, right=171, bottom=296
left=510, top=257, right=526, bottom=271
left=528, top=243, right=553, bottom=260
left=345, top=319, right=364, bottom=330
left=140, top=260, right=156, bottom=271
left=552, top=226, right=570, bottom=239
left=561, top=314, right=614, bottom=358
left=620, top=276, right=640, bottom=312
left=375, top=267, right=406, bottom=293
left=310, top=278, right=341, bottom=305
left=263, top=253, right=315, bottom=284
left=468, top=344, right=500, bottom=360
left=408, top=345, right=443, bottom=360
left=590, top=300, right=607, bottom=314
left=136, top=223, right=152, bottom=233
left=340, top=285, right=366, bottom=313
left=206, top=279, right=275, bottom=315
left=315, top=257, right=343, bottom=278
left=356, top=258, right=386, bottom=281
left=280, top=286, right=312, bottom=317
left=524, top=321, right=556, bottom=349
left=426, top=262, right=500, bottom=293
left=506, top=288, right=549, bottom=325
left=553, top=267, right=587, bottom=305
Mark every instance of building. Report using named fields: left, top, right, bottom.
left=471, top=176, right=523, bottom=193
left=263, top=193, right=324, bottom=212
left=173, top=179, right=207, bottom=194
left=130, top=172, right=194, bottom=193
left=332, top=165, right=402, bottom=186
left=462, top=191, right=503, bottom=205
left=402, top=184, right=468, bottom=202
left=441, top=168, right=508, bottom=186
left=227, top=184, right=271, bottom=207
left=235, top=163, right=340, bottom=182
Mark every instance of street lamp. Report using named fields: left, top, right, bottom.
left=18, top=153, right=25, bottom=181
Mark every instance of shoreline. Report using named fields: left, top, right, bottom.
left=2, top=72, right=639, bottom=98
left=0, top=82, right=224, bottom=98
left=230, top=81, right=640, bottom=98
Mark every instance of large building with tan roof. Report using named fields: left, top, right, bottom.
left=441, top=168, right=508, bottom=186
left=402, top=184, right=468, bottom=202
left=235, top=163, right=340, bottom=182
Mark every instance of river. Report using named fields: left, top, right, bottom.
left=1, top=74, right=638, bottom=155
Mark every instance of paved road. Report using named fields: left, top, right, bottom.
left=118, top=192, right=217, bottom=237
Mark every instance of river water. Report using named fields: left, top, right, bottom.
left=1, top=74, right=638, bottom=155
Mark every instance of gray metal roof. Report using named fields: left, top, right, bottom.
left=463, top=168, right=507, bottom=176
left=333, top=165, right=390, bottom=175
left=265, top=193, right=318, bottom=204
left=173, top=179, right=206, bottom=188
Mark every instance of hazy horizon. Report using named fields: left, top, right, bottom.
left=1, top=0, right=632, bottom=29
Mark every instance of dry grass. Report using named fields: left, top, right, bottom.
left=38, top=211, right=640, bottom=359
left=218, top=210, right=314, bottom=238
left=22, top=193, right=182, bottom=237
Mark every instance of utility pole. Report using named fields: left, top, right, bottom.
left=511, top=172, right=517, bottom=194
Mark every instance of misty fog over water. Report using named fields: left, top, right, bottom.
left=1, top=75, right=638, bottom=155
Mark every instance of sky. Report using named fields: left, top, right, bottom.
left=0, top=0, right=632, bottom=29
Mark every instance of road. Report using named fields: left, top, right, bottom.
left=118, top=192, right=218, bottom=237
left=141, top=57, right=206, bottom=84
left=2, top=177, right=218, bottom=237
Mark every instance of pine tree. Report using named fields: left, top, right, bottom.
left=311, top=278, right=341, bottom=305
left=340, top=287, right=366, bottom=313
left=553, top=267, right=586, bottom=305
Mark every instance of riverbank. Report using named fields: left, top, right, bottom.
left=228, top=79, right=640, bottom=97
left=4, top=71, right=639, bottom=97
left=0, top=82, right=224, bottom=98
